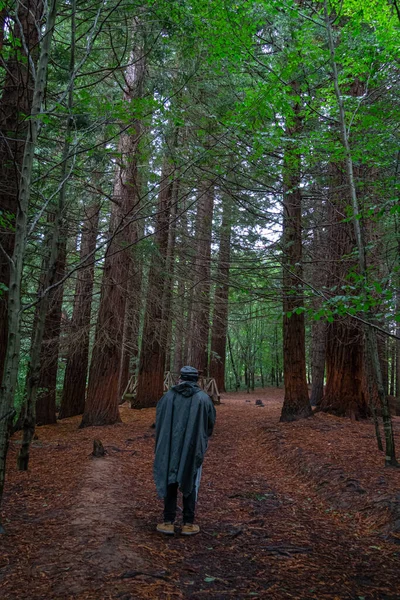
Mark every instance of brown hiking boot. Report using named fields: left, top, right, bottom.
left=156, top=522, right=175, bottom=535
left=181, top=523, right=200, bottom=536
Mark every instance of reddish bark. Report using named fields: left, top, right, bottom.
left=320, top=319, right=368, bottom=418
left=161, top=190, right=179, bottom=373
left=134, top=161, right=174, bottom=408
left=0, top=1, right=43, bottom=381
left=80, top=47, right=145, bottom=427
left=174, top=200, right=191, bottom=372
left=59, top=203, right=100, bottom=419
left=35, top=218, right=67, bottom=426
left=188, top=184, right=214, bottom=374
left=117, top=252, right=143, bottom=401
left=173, top=260, right=187, bottom=374
left=319, top=163, right=367, bottom=419
left=280, top=91, right=311, bottom=422
left=310, top=319, right=327, bottom=407
left=209, top=196, right=231, bottom=392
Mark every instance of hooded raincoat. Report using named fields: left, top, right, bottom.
left=153, top=382, right=216, bottom=499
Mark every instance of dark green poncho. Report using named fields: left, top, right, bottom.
left=153, top=382, right=216, bottom=498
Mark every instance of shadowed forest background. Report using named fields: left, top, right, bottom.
left=0, top=0, right=400, bottom=597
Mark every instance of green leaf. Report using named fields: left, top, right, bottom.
left=204, top=576, right=216, bottom=583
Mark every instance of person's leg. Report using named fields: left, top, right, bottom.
left=182, top=485, right=196, bottom=524
left=163, top=483, right=178, bottom=523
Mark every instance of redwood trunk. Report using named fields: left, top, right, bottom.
left=310, top=319, right=327, bottom=407
left=117, top=200, right=145, bottom=401
left=319, top=163, right=367, bottom=418
left=117, top=250, right=144, bottom=401
left=161, top=185, right=179, bottom=374
left=280, top=90, right=311, bottom=422
left=0, top=1, right=42, bottom=381
left=188, top=184, right=214, bottom=374
left=35, top=220, right=66, bottom=425
left=173, top=266, right=186, bottom=374
left=320, top=319, right=368, bottom=418
left=134, top=161, right=174, bottom=408
left=209, top=196, right=231, bottom=392
left=59, top=202, right=99, bottom=418
left=81, top=49, right=145, bottom=427
left=397, top=288, right=400, bottom=398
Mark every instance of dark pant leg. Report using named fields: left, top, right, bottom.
left=164, top=483, right=178, bottom=522
left=182, top=486, right=196, bottom=524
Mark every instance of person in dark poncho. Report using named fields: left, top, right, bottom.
left=154, top=365, right=216, bottom=536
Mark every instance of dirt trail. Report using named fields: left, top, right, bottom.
left=1, top=389, right=400, bottom=599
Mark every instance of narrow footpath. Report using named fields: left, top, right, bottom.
left=1, top=389, right=399, bottom=599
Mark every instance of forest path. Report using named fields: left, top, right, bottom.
left=1, top=388, right=400, bottom=599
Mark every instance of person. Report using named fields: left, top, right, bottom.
left=153, top=365, right=216, bottom=536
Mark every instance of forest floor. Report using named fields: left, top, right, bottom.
left=1, top=388, right=400, bottom=600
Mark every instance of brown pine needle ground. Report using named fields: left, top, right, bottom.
left=1, top=388, right=400, bottom=599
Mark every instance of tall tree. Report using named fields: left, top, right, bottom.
left=188, top=181, right=215, bottom=374
left=280, top=85, right=312, bottom=422
left=0, top=0, right=58, bottom=529
left=209, top=195, right=231, bottom=392
left=81, top=31, right=146, bottom=427
left=58, top=201, right=100, bottom=419
left=319, top=167, right=367, bottom=418
left=35, top=0, right=77, bottom=425
left=0, top=0, right=43, bottom=380
left=135, top=155, right=175, bottom=408
left=324, top=0, right=397, bottom=463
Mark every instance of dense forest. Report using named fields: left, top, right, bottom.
left=0, top=0, right=400, bottom=537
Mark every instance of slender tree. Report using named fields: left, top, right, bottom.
left=58, top=201, right=100, bottom=418
left=188, top=182, right=215, bottom=374
left=135, top=156, right=175, bottom=408
left=210, top=195, right=232, bottom=391
left=280, top=84, right=312, bottom=422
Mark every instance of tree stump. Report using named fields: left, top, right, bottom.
left=92, top=439, right=106, bottom=457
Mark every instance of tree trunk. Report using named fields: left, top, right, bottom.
left=0, top=0, right=58, bottom=527
left=397, top=289, right=400, bottom=398
left=173, top=271, right=186, bottom=374
left=161, top=184, right=179, bottom=375
left=320, top=319, right=368, bottom=418
left=173, top=196, right=189, bottom=374
left=35, top=0, right=77, bottom=425
left=18, top=218, right=62, bottom=469
left=389, top=341, right=395, bottom=397
left=35, top=215, right=66, bottom=425
left=378, top=334, right=388, bottom=396
left=227, top=333, right=240, bottom=390
left=0, top=0, right=43, bottom=382
left=59, top=201, right=100, bottom=418
left=188, top=183, right=214, bottom=373
left=318, top=179, right=367, bottom=418
left=134, top=159, right=174, bottom=408
left=310, top=319, right=327, bottom=407
left=81, top=38, right=145, bottom=427
left=280, top=85, right=311, bottom=422
left=117, top=203, right=145, bottom=402
left=209, top=195, right=231, bottom=393
left=325, top=0, right=397, bottom=464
